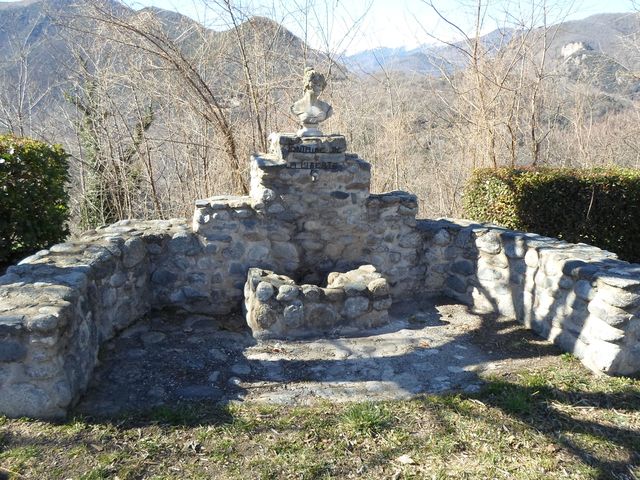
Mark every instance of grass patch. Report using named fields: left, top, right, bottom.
left=340, top=402, right=393, bottom=437
left=0, top=358, right=638, bottom=479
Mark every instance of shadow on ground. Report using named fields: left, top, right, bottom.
left=24, top=296, right=636, bottom=478
left=74, top=296, right=557, bottom=417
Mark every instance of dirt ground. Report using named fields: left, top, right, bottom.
left=74, top=296, right=562, bottom=417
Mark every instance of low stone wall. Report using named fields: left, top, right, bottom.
left=420, top=219, right=640, bottom=376
left=244, top=266, right=391, bottom=339
left=0, top=220, right=178, bottom=417
left=2, top=129, right=640, bottom=419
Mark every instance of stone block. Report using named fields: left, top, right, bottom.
left=445, top=275, right=467, bottom=294
left=559, top=275, right=574, bottom=289
left=433, top=229, right=451, bottom=246
left=477, top=267, right=503, bottom=282
left=256, top=282, right=275, bottom=302
left=587, top=298, right=634, bottom=327
left=372, top=297, right=392, bottom=310
left=524, top=249, right=539, bottom=268
left=367, top=278, right=390, bottom=297
left=302, top=285, right=324, bottom=301
left=0, top=340, right=27, bottom=362
left=151, top=269, right=178, bottom=285
left=122, top=237, right=146, bottom=268
left=475, top=232, right=501, bottom=254
left=247, top=245, right=271, bottom=263
left=593, top=285, right=640, bottom=309
left=283, top=302, right=304, bottom=327
left=330, top=191, right=350, bottom=200
left=596, top=270, right=640, bottom=290
left=277, top=285, right=299, bottom=302
left=342, top=296, right=370, bottom=319
left=0, top=383, right=57, bottom=418
left=451, top=260, right=475, bottom=277
left=574, top=280, right=596, bottom=301
left=169, top=232, right=200, bottom=255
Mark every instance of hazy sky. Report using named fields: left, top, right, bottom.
left=125, top=0, right=638, bottom=53
left=2, top=0, right=638, bottom=53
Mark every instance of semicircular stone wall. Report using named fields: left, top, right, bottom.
left=1, top=133, right=639, bottom=418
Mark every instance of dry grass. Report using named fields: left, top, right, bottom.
left=0, top=354, right=638, bottom=480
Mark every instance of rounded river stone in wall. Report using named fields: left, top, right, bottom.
left=256, top=282, right=275, bottom=302
left=306, top=304, right=337, bottom=328
left=0, top=340, right=27, bottom=362
left=277, top=285, right=299, bottom=302
left=342, top=296, right=370, bottom=319
left=283, top=302, right=304, bottom=327
left=367, top=278, right=390, bottom=297
left=302, top=285, right=324, bottom=301
left=253, top=303, right=278, bottom=329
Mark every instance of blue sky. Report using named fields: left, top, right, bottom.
left=2, top=0, right=637, bottom=53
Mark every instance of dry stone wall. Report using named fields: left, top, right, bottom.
left=0, top=134, right=425, bottom=418
left=0, top=220, right=182, bottom=417
left=420, top=219, right=640, bottom=376
left=1, top=131, right=640, bottom=419
left=244, top=265, right=391, bottom=339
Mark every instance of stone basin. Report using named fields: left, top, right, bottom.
left=244, top=265, right=392, bottom=339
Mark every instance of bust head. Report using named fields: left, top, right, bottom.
left=302, top=67, right=326, bottom=97
left=292, top=67, right=332, bottom=136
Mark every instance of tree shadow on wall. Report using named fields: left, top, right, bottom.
left=432, top=218, right=635, bottom=378
left=429, top=219, right=640, bottom=478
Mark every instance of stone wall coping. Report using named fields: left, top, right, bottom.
left=251, top=154, right=287, bottom=168
left=367, top=191, right=418, bottom=206
left=195, top=196, right=252, bottom=210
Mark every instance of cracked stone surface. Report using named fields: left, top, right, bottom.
left=74, top=297, right=561, bottom=417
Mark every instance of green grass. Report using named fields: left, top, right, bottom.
left=340, top=402, right=394, bottom=436
left=0, top=359, right=638, bottom=479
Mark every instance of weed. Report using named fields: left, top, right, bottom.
left=78, top=466, right=112, bottom=480
left=145, top=405, right=202, bottom=425
left=340, top=402, right=393, bottom=436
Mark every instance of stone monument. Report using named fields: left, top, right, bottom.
left=1, top=67, right=639, bottom=419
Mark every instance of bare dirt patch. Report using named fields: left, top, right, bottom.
left=74, top=297, right=564, bottom=417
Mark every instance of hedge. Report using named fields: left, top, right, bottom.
left=462, top=167, right=640, bottom=263
left=0, top=135, right=70, bottom=263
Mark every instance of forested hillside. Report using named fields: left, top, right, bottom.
left=2, top=0, right=640, bottom=230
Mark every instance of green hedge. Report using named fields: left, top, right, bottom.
left=0, top=135, right=70, bottom=263
left=462, top=167, right=640, bottom=263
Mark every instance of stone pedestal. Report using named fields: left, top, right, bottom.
left=192, top=132, right=421, bottom=302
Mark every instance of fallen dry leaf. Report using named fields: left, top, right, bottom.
left=395, top=454, right=416, bottom=465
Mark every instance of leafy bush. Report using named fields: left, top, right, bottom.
left=0, top=135, right=70, bottom=262
left=463, top=167, right=640, bottom=263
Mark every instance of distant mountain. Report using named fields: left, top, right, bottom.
left=344, top=12, right=640, bottom=83
left=343, top=27, right=516, bottom=75
left=345, top=46, right=449, bottom=76
left=547, top=12, right=640, bottom=69
left=0, top=0, right=331, bottom=137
